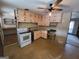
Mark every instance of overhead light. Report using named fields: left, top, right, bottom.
left=49, top=12, right=52, bottom=16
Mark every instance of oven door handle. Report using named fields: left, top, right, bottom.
left=19, top=32, right=31, bottom=34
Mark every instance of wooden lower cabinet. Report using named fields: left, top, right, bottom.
left=3, top=28, right=17, bottom=46
left=34, top=31, right=47, bottom=40
left=34, top=31, right=41, bottom=40
left=4, top=34, right=17, bottom=46
left=41, top=31, right=47, bottom=39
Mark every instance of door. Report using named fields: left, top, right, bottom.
left=0, top=24, right=4, bottom=56
left=0, top=35, right=4, bottom=56
left=77, top=25, right=79, bottom=37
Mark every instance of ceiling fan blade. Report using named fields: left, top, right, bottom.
left=54, top=0, right=63, bottom=6
left=52, top=8, right=63, bottom=11
left=37, top=7, right=45, bottom=9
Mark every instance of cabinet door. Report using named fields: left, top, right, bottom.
left=17, top=10, right=32, bottom=22
left=24, top=11, right=31, bottom=22
left=29, top=13, right=36, bottom=23
left=41, top=31, right=47, bottom=39
left=50, top=11, right=62, bottom=22
left=40, top=16, right=50, bottom=26
left=17, top=10, right=25, bottom=22
left=38, top=19, right=42, bottom=25
left=43, top=18, right=50, bottom=26
left=34, top=31, right=41, bottom=40
left=32, top=14, right=38, bottom=23
left=38, top=16, right=42, bottom=25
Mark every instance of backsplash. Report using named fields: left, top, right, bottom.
left=18, top=22, right=38, bottom=28
left=49, top=22, right=58, bottom=27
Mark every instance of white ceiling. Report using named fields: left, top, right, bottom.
left=2, top=0, right=54, bottom=9
left=1, top=0, right=79, bottom=14
left=61, top=0, right=79, bottom=11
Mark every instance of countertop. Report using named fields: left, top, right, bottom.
left=29, top=26, right=56, bottom=31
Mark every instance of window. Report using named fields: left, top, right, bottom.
left=68, top=21, right=75, bottom=33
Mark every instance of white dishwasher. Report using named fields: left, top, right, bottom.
left=17, top=28, right=31, bottom=48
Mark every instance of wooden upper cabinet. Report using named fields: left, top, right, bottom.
left=23, top=11, right=31, bottom=22
left=17, top=10, right=25, bottom=22
left=33, top=14, right=38, bottom=23
left=24, top=11, right=30, bottom=22
left=38, top=16, right=42, bottom=25
left=40, top=16, right=50, bottom=26
left=29, top=12, right=35, bottom=23
left=49, top=11, right=62, bottom=22
left=17, top=10, right=35, bottom=22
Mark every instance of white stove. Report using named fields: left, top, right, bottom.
left=17, top=28, right=31, bottom=48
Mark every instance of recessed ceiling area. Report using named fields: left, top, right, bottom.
left=1, top=0, right=79, bottom=14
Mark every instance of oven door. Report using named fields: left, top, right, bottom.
left=18, top=32, right=31, bottom=48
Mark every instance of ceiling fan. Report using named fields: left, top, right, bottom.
left=37, top=0, right=63, bottom=12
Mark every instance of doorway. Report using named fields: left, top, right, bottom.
left=67, top=12, right=79, bottom=47
left=68, top=21, right=75, bottom=34
left=0, top=18, right=4, bottom=56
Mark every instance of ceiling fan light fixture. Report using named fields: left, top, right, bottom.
left=49, top=12, right=52, bottom=16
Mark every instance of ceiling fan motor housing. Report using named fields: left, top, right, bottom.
left=50, top=4, right=53, bottom=7
left=48, top=7, right=53, bottom=11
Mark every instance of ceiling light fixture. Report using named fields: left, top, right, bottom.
left=49, top=12, right=52, bottom=16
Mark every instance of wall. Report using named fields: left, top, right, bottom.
left=1, top=8, right=15, bottom=19
left=1, top=8, right=16, bottom=28
left=72, top=12, right=79, bottom=18
left=56, top=12, right=71, bottom=44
